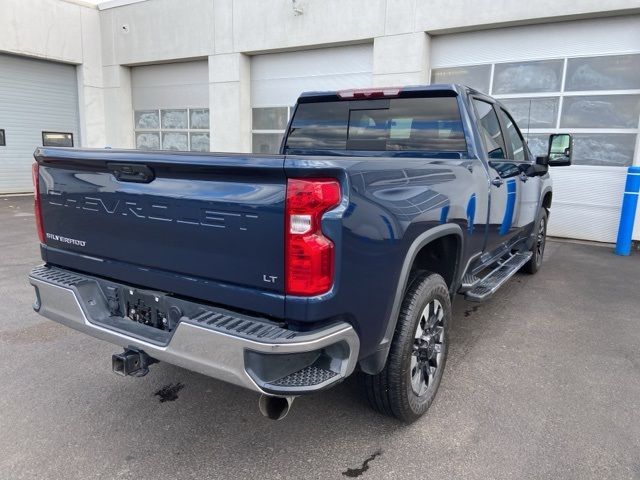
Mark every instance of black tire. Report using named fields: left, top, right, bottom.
left=523, top=208, right=548, bottom=274
left=360, top=271, right=450, bottom=422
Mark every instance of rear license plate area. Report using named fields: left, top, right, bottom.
left=122, top=289, right=170, bottom=331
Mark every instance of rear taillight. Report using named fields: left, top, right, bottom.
left=32, top=163, right=45, bottom=244
left=285, top=178, right=341, bottom=296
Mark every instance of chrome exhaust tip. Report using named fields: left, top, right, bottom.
left=258, top=395, right=294, bottom=420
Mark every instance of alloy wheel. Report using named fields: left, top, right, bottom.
left=410, top=299, right=445, bottom=396
left=536, top=216, right=547, bottom=265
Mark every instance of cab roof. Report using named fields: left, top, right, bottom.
left=296, top=83, right=475, bottom=103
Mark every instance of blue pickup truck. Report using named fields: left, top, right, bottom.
left=29, top=84, right=572, bottom=422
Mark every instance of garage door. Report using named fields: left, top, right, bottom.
left=0, top=53, right=79, bottom=194
left=251, top=44, right=373, bottom=153
left=132, top=61, right=210, bottom=152
left=430, top=16, right=640, bottom=243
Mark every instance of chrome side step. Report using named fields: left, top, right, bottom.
left=464, top=252, right=532, bottom=302
left=461, top=273, right=480, bottom=291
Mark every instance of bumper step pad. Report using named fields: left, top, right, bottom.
left=187, top=310, right=297, bottom=341
left=271, top=365, right=338, bottom=387
left=30, top=265, right=86, bottom=288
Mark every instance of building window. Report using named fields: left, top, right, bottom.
left=252, top=106, right=291, bottom=154
left=565, top=54, right=640, bottom=91
left=499, top=97, right=559, bottom=129
left=492, top=59, right=564, bottom=95
left=560, top=95, right=640, bottom=129
left=0, top=129, right=5, bottom=146
left=431, top=53, right=640, bottom=167
left=431, top=65, right=492, bottom=94
left=42, top=132, right=73, bottom=147
left=134, top=108, right=209, bottom=152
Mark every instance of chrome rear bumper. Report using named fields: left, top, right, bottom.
left=29, top=265, right=359, bottom=395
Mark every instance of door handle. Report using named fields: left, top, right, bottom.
left=519, top=172, right=529, bottom=182
left=491, top=177, right=504, bottom=187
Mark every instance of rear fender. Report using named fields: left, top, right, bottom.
left=359, top=223, right=463, bottom=374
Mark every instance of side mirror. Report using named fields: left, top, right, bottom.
left=536, top=155, right=549, bottom=166
left=547, top=133, right=572, bottom=166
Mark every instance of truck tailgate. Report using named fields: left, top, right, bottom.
left=34, top=148, right=286, bottom=316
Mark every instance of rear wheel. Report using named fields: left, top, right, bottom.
left=523, top=208, right=548, bottom=274
left=360, top=272, right=450, bottom=422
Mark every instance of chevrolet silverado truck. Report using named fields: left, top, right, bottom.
left=28, top=84, right=572, bottom=422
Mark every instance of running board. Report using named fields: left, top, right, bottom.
left=464, top=252, right=532, bottom=302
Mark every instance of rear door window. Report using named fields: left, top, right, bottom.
left=286, top=96, right=467, bottom=154
left=499, top=108, right=528, bottom=161
left=472, top=99, right=507, bottom=159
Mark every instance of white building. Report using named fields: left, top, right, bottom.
left=1, top=0, right=639, bottom=243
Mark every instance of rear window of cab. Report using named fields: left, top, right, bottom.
left=285, top=96, right=467, bottom=154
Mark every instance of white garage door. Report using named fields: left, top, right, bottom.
left=251, top=44, right=373, bottom=153
left=0, top=53, right=79, bottom=194
left=430, top=16, right=640, bottom=243
left=131, top=61, right=210, bottom=152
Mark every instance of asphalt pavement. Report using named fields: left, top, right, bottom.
left=1, top=194, right=639, bottom=479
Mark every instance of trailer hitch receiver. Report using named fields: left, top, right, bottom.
left=112, top=347, right=158, bottom=377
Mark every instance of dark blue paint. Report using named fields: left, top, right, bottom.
left=282, top=155, right=486, bottom=357
left=34, top=84, right=544, bottom=367
left=35, top=147, right=287, bottom=318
